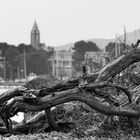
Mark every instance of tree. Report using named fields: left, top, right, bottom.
left=26, top=49, right=54, bottom=75
left=5, top=46, right=20, bottom=80
left=0, top=42, right=54, bottom=80
left=105, top=42, right=116, bottom=61
left=72, top=40, right=100, bottom=72
left=17, top=44, right=54, bottom=77
left=105, top=42, right=131, bottom=62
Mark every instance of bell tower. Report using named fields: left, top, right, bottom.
left=31, top=21, right=40, bottom=49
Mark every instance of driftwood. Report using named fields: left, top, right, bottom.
left=1, top=42, right=140, bottom=134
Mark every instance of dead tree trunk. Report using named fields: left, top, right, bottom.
left=1, top=46, right=140, bottom=134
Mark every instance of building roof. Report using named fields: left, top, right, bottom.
left=32, top=21, right=39, bottom=31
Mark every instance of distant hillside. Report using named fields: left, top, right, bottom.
left=87, top=38, right=114, bottom=50
left=53, top=39, right=114, bottom=51
left=53, top=28, right=140, bottom=51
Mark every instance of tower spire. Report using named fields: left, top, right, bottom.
left=31, top=21, right=40, bottom=49
left=32, top=21, right=39, bottom=31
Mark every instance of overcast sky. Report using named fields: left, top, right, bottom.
left=0, top=0, right=140, bottom=46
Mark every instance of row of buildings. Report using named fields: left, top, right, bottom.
left=50, top=50, right=108, bottom=80
left=0, top=21, right=126, bottom=81
left=51, top=47, right=112, bottom=80
left=0, top=21, right=138, bottom=81
left=31, top=21, right=110, bottom=80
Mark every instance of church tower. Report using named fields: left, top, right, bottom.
left=31, top=21, right=40, bottom=49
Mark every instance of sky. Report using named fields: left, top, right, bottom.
left=0, top=0, right=140, bottom=46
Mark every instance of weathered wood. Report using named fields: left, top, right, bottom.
left=5, top=89, right=140, bottom=118
left=45, top=108, right=59, bottom=130
left=0, top=106, right=68, bottom=134
left=39, top=48, right=140, bottom=96
left=1, top=46, right=140, bottom=134
left=0, top=88, right=23, bottom=104
left=84, top=82, right=132, bottom=103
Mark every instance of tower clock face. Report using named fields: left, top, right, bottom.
left=35, top=30, right=39, bottom=34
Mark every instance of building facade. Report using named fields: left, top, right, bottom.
left=31, top=21, right=40, bottom=49
left=51, top=50, right=73, bottom=80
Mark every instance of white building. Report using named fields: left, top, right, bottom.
left=51, top=50, right=73, bottom=80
